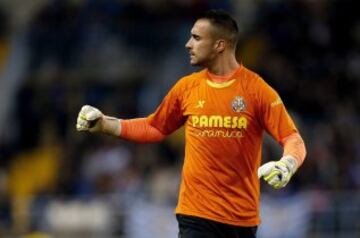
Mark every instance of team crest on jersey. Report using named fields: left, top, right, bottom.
left=232, top=96, right=246, bottom=112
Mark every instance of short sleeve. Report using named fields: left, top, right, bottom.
left=257, top=78, right=298, bottom=143
left=147, top=80, right=187, bottom=135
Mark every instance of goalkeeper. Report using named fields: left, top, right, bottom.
left=76, top=10, right=306, bottom=238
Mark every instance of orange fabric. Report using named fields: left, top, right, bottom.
left=281, top=132, right=306, bottom=166
left=146, top=65, right=299, bottom=226
left=206, top=67, right=239, bottom=83
left=120, top=118, right=165, bottom=143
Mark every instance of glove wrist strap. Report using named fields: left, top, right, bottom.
left=280, top=155, right=298, bottom=174
left=102, top=116, right=121, bottom=136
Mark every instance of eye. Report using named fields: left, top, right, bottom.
left=192, top=34, right=200, bottom=41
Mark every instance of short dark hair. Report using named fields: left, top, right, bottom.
left=197, top=9, right=239, bottom=48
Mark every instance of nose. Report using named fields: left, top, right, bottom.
left=185, top=38, right=192, bottom=49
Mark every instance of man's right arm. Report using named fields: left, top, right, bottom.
left=76, top=105, right=165, bottom=143
left=120, top=118, right=166, bottom=142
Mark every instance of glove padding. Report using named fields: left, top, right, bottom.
left=258, top=155, right=298, bottom=189
left=76, top=105, right=103, bottom=133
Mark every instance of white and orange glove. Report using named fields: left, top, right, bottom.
left=76, top=105, right=120, bottom=136
left=258, top=155, right=298, bottom=189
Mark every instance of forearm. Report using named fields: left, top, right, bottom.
left=281, top=132, right=306, bottom=168
left=120, top=118, right=166, bottom=143
left=77, top=106, right=163, bottom=143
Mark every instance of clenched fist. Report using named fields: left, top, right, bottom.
left=76, top=105, right=121, bottom=136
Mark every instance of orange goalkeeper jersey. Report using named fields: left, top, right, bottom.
left=147, top=65, right=298, bottom=226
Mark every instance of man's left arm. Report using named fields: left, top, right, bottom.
left=256, top=77, right=306, bottom=189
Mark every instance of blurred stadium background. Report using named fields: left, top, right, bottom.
left=0, top=0, right=359, bottom=237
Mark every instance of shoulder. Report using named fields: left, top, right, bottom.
left=239, top=66, right=281, bottom=108
left=238, top=65, right=270, bottom=92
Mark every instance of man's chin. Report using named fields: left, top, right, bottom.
left=189, top=60, right=201, bottom=66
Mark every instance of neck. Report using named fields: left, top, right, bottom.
left=206, top=52, right=239, bottom=76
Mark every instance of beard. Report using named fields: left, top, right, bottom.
left=189, top=50, right=217, bottom=68
left=190, top=55, right=209, bottom=67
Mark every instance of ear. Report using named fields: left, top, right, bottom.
left=215, top=39, right=226, bottom=53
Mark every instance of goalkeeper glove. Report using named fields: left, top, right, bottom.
left=76, top=105, right=121, bottom=136
left=258, top=155, right=298, bottom=189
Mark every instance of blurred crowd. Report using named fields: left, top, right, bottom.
left=0, top=0, right=359, bottom=237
